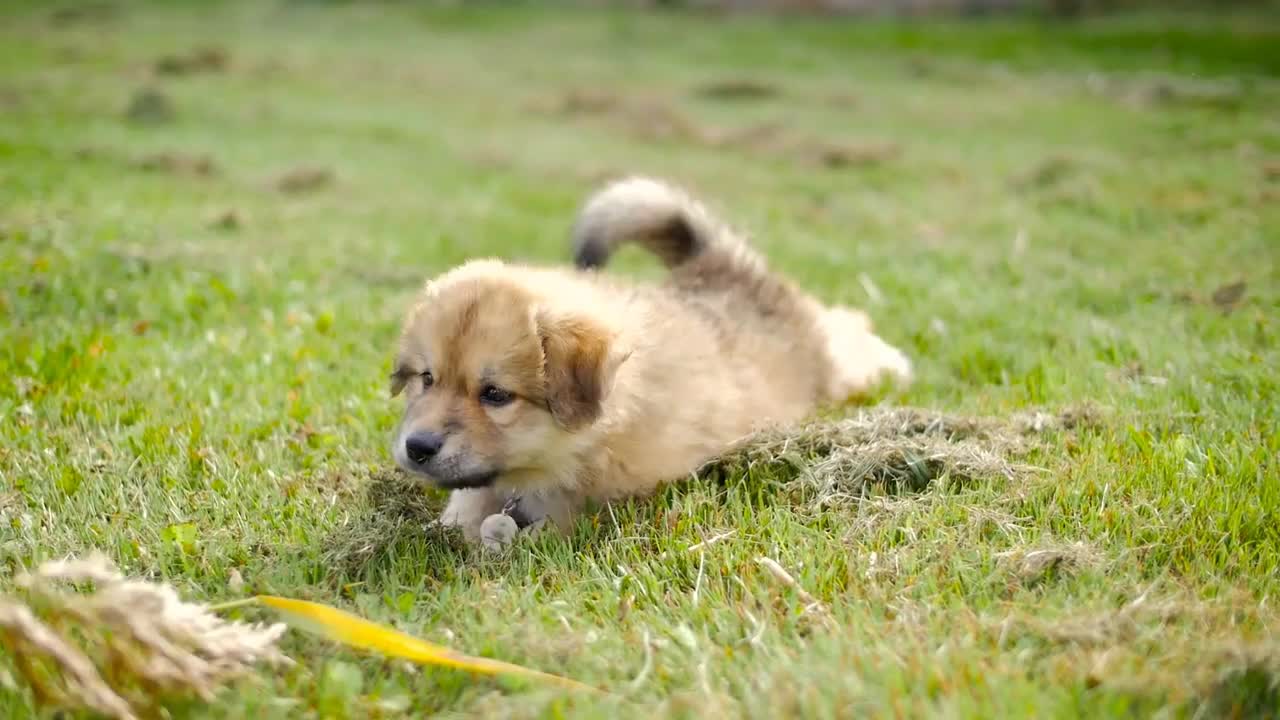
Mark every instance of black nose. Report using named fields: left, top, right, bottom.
left=404, top=431, right=444, bottom=465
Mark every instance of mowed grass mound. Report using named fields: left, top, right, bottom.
left=1, top=1, right=1278, bottom=717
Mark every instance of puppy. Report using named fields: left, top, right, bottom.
left=390, top=177, right=911, bottom=543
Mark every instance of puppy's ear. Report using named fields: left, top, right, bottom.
left=389, top=356, right=414, bottom=398
left=389, top=371, right=408, bottom=398
left=537, top=312, right=627, bottom=429
left=391, top=283, right=436, bottom=398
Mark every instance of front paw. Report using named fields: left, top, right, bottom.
left=503, top=490, right=576, bottom=533
left=435, top=488, right=502, bottom=544
left=479, top=513, right=520, bottom=552
left=431, top=512, right=483, bottom=544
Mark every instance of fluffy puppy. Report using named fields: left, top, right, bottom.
left=390, top=177, right=911, bottom=542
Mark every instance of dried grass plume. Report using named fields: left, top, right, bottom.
left=0, top=552, right=290, bottom=720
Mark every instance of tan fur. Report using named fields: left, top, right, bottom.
left=390, top=177, right=912, bottom=542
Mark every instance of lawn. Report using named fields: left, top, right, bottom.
left=1, top=1, right=1278, bottom=717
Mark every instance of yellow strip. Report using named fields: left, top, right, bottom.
left=255, top=595, right=601, bottom=693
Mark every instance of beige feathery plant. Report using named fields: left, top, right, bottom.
left=0, top=552, right=290, bottom=719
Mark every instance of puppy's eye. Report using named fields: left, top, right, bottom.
left=479, top=384, right=513, bottom=406
left=421, top=371, right=434, bottom=388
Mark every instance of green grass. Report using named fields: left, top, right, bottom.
left=2, top=1, right=1279, bottom=717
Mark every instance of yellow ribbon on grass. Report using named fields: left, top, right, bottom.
left=223, top=595, right=601, bottom=694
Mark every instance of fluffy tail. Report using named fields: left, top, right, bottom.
left=570, top=177, right=762, bottom=275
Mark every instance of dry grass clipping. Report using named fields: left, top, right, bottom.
left=709, top=406, right=1099, bottom=505
left=0, top=553, right=289, bottom=720
left=996, top=541, right=1105, bottom=587
left=322, top=469, right=462, bottom=577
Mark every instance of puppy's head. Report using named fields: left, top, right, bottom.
left=390, top=261, right=624, bottom=490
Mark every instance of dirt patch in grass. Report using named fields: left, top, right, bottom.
left=1210, top=281, right=1248, bottom=313
left=550, top=89, right=716, bottom=145
left=71, top=147, right=219, bottom=178
left=154, top=47, right=229, bottom=76
left=207, top=209, right=244, bottom=231
left=1175, top=280, right=1250, bottom=314
left=123, top=88, right=175, bottom=125
left=49, top=3, right=118, bottom=27
left=0, top=87, right=24, bottom=111
left=709, top=406, right=1101, bottom=502
left=801, top=140, right=900, bottom=169
left=544, top=88, right=897, bottom=172
left=132, top=151, right=218, bottom=177
left=275, top=166, right=334, bottom=194
left=693, top=79, right=782, bottom=102
left=1011, top=154, right=1078, bottom=192
left=700, top=122, right=788, bottom=152
left=554, top=88, right=616, bottom=115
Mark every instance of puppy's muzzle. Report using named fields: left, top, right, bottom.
left=403, top=431, right=444, bottom=466
left=398, top=430, right=499, bottom=489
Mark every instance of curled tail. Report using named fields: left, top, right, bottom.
left=570, top=177, right=764, bottom=277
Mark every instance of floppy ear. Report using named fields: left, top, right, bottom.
left=389, top=371, right=408, bottom=398
left=537, top=312, right=627, bottom=429
left=391, top=283, right=437, bottom=399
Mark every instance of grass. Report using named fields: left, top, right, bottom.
left=1, top=1, right=1278, bottom=717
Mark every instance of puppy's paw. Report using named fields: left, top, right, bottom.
left=504, top=489, right=579, bottom=533
left=822, top=305, right=913, bottom=399
left=480, top=513, right=519, bottom=552
left=438, top=488, right=503, bottom=544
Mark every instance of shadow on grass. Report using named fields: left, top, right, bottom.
left=1196, top=663, right=1280, bottom=720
